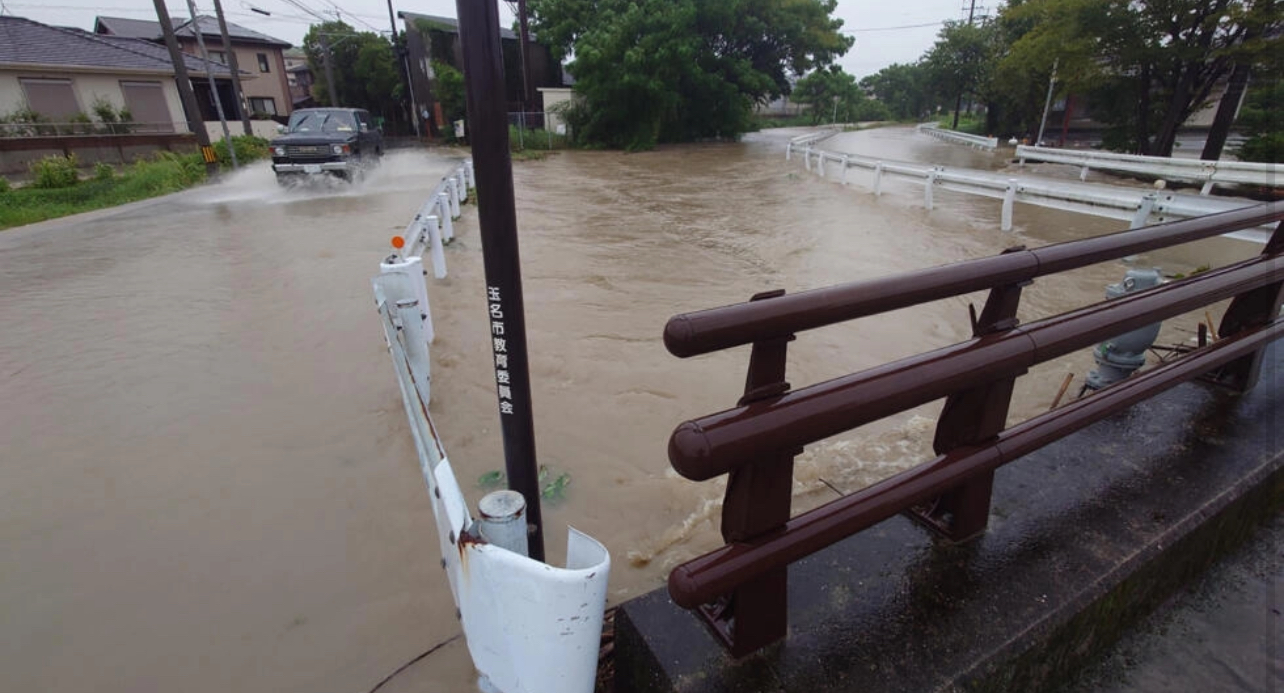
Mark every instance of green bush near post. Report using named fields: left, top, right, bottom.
left=30, top=153, right=81, bottom=188
left=212, top=135, right=270, bottom=166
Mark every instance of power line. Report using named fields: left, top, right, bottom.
left=319, top=0, right=382, bottom=33
left=6, top=2, right=316, bottom=22
left=842, top=20, right=945, bottom=33
left=275, top=0, right=326, bottom=21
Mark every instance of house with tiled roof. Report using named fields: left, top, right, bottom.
left=0, top=15, right=236, bottom=133
left=94, top=14, right=293, bottom=118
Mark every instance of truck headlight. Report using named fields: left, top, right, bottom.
left=331, top=143, right=350, bottom=155
left=272, top=146, right=286, bottom=156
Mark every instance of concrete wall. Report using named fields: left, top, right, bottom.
left=203, top=119, right=280, bottom=142
left=0, top=68, right=187, bottom=132
left=0, top=133, right=198, bottom=176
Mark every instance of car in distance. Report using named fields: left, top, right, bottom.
left=269, top=108, right=383, bottom=184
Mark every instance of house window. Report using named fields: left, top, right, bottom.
left=18, top=78, right=79, bottom=120
left=210, top=51, right=227, bottom=65
left=249, top=97, right=277, bottom=116
left=257, top=53, right=270, bottom=72
left=120, top=80, right=175, bottom=133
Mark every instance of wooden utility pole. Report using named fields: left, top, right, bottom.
left=319, top=34, right=339, bottom=106
left=385, top=0, right=420, bottom=136
left=516, top=0, right=534, bottom=109
left=211, top=0, right=253, bottom=135
left=152, top=0, right=217, bottom=175
left=185, top=0, right=237, bottom=168
left=952, top=0, right=979, bottom=130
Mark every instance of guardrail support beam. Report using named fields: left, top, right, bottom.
left=1209, top=221, right=1283, bottom=392
left=695, top=289, right=795, bottom=657
left=908, top=249, right=1028, bottom=541
left=1001, top=179, right=1017, bottom=232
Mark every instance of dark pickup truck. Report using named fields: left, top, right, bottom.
left=270, top=107, right=383, bottom=184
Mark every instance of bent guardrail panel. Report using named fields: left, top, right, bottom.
left=372, top=161, right=611, bottom=693
left=661, top=202, right=1283, bottom=657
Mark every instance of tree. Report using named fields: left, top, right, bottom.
left=998, top=0, right=1279, bottom=156
left=1234, top=79, right=1284, bottom=163
left=528, top=0, right=853, bottom=149
left=1200, top=0, right=1280, bottom=160
left=860, top=63, right=935, bottom=121
left=793, top=67, right=888, bottom=124
left=432, top=60, right=466, bottom=132
left=303, top=21, right=404, bottom=125
left=924, top=20, right=999, bottom=129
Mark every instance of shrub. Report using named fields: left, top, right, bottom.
left=211, top=135, right=270, bottom=166
left=0, top=176, right=10, bottom=194
left=508, top=125, right=568, bottom=152
left=92, top=97, right=119, bottom=124
left=94, top=162, right=115, bottom=181
left=1235, top=133, right=1284, bottom=164
left=68, top=111, right=93, bottom=135
left=30, top=154, right=80, bottom=188
left=144, top=151, right=206, bottom=187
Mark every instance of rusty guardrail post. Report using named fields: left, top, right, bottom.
left=694, top=289, right=796, bottom=656
left=1211, top=221, right=1284, bottom=392
left=906, top=246, right=1029, bottom=541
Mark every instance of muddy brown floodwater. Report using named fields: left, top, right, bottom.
left=0, top=126, right=1264, bottom=692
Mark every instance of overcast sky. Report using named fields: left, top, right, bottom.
left=4, top=0, right=983, bottom=79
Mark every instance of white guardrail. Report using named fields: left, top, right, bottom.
left=1017, top=144, right=1283, bottom=195
left=784, top=126, right=840, bottom=156
left=371, top=159, right=611, bottom=693
left=785, top=138, right=1275, bottom=244
left=917, top=123, right=1000, bottom=151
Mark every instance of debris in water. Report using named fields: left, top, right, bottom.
left=542, top=472, right=572, bottom=504
left=478, top=470, right=505, bottom=488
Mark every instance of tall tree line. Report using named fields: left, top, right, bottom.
left=858, top=0, right=1280, bottom=160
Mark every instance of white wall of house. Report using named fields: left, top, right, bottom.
left=538, top=87, right=573, bottom=134
left=0, top=68, right=188, bottom=132
left=204, top=119, right=280, bottom=141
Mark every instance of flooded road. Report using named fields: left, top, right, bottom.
left=0, top=127, right=1264, bottom=692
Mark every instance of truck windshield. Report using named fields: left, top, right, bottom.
left=287, top=111, right=358, bottom=134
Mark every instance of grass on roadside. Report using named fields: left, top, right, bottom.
left=938, top=114, right=987, bottom=136
left=0, top=135, right=268, bottom=231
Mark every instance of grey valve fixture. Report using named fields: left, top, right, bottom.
left=1085, top=268, right=1164, bottom=391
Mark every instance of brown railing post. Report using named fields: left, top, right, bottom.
left=695, top=289, right=795, bottom=656
left=908, top=247, right=1029, bottom=541
left=1212, top=221, right=1284, bottom=392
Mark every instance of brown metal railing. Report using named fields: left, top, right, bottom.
left=662, top=201, right=1283, bottom=657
